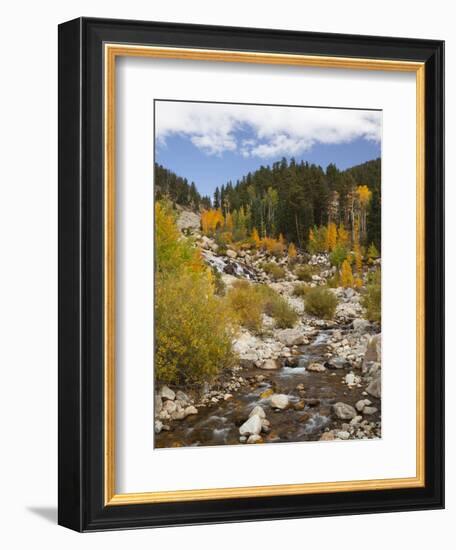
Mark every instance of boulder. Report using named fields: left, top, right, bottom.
left=239, top=414, right=263, bottom=436
left=176, top=390, right=190, bottom=402
left=259, top=359, right=281, bottom=370
left=184, top=405, right=198, bottom=416
left=162, top=400, right=177, bottom=414
left=247, top=434, right=263, bottom=444
left=276, top=328, right=307, bottom=346
left=307, top=362, right=326, bottom=373
left=160, top=386, right=175, bottom=401
left=155, top=396, right=163, bottom=415
left=226, top=249, right=237, bottom=259
left=362, top=406, right=378, bottom=415
left=336, top=431, right=350, bottom=440
left=364, top=334, right=382, bottom=365
left=333, top=402, right=357, bottom=420
left=320, top=431, right=335, bottom=441
left=270, top=394, right=289, bottom=409
left=366, top=375, right=381, bottom=398
left=249, top=405, right=266, bottom=419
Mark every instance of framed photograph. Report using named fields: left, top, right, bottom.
left=58, top=17, right=444, bottom=531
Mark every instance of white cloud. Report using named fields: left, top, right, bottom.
left=155, top=101, right=381, bottom=158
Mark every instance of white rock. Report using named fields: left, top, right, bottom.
left=336, top=431, right=350, bottom=440
left=239, top=414, right=263, bottom=436
left=160, top=386, right=175, bottom=401
left=154, top=420, right=163, bottom=434
left=162, top=400, right=177, bottom=414
left=270, top=394, right=289, bottom=409
left=184, top=405, right=198, bottom=416
left=249, top=405, right=266, bottom=419
left=345, top=373, right=356, bottom=385
left=259, top=359, right=281, bottom=370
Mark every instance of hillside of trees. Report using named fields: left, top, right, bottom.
left=154, top=163, right=212, bottom=210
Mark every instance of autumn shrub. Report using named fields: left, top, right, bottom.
left=295, top=264, right=314, bottom=282
left=211, top=267, right=226, bottom=296
left=292, top=283, right=310, bottom=298
left=304, top=287, right=338, bottom=319
left=226, top=280, right=264, bottom=333
left=155, top=201, right=235, bottom=385
left=262, top=262, right=286, bottom=280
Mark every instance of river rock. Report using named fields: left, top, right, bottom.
left=333, top=402, right=357, bottom=420
left=176, top=390, right=190, bottom=402
left=154, top=420, right=163, bottom=434
left=226, top=249, right=237, bottom=259
left=259, top=358, right=281, bottom=370
left=355, top=399, right=371, bottom=412
left=364, top=334, right=382, bottom=366
left=270, top=394, right=289, bottom=409
left=162, top=400, right=177, bottom=414
left=276, top=328, right=307, bottom=346
left=160, top=386, right=175, bottom=401
left=366, top=375, right=381, bottom=398
left=336, top=431, right=350, bottom=440
left=249, top=405, right=266, bottom=419
left=171, top=408, right=186, bottom=420
left=362, top=406, right=378, bottom=415
left=239, top=414, right=263, bottom=436
left=247, top=434, right=263, bottom=444
left=184, top=405, right=198, bottom=416
left=307, top=362, right=326, bottom=372
left=155, top=396, right=163, bottom=415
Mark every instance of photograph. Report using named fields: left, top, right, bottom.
left=154, top=100, right=382, bottom=448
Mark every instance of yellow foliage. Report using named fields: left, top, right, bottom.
left=251, top=227, right=261, bottom=248
left=327, top=222, right=337, bottom=251
left=337, top=223, right=349, bottom=248
left=357, top=185, right=372, bottom=206
left=288, top=242, right=297, bottom=261
left=341, top=259, right=354, bottom=288
left=201, top=208, right=224, bottom=235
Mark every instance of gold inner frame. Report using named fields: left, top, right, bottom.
left=104, top=44, right=426, bottom=506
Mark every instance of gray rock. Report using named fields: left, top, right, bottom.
left=333, top=402, right=357, bottom=420
left=362, top=406, right=378, bottom=415
left=336, top=431, right=350, bottom=440
left=160, top=386, right=176, bottom=401
left=171, top=409, right=186, bottom=420
left=366, top=376, right=381, bottom=398
left=239, top=414, right=263, bottom=436
left=249, top=405, right=266, bottom=419
left=176, top=390, right=190, bottom=402
left=270, top=394, right=289, bottom=409
left=276, top=328, right=307, bottom=346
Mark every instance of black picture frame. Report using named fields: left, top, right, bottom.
left=58, top=17, right=444, bottom=532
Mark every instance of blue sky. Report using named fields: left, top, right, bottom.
left=155, top=101, right=381, bottom=199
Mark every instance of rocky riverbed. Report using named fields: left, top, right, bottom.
left=154, top=213, right=381, bottom=448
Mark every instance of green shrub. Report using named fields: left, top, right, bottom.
left=292, top=283, right=310, bottom=298
left=257, top=285, right=298, bottom=329
left=362, top=269, right=381, bottom=322
left=329, top=245, right=348, bottom=269
left=226, top=280, right=264, bottom=332
left=262, top=262, right=286, bottom=280
left=304, top=287, right=338, bottom=319
left=295, top=264, right=314, bottom=282
left=211, top=267, right=226, bottom=296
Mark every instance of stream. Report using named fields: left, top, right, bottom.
left=155, top=329, right=381, bottom=448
